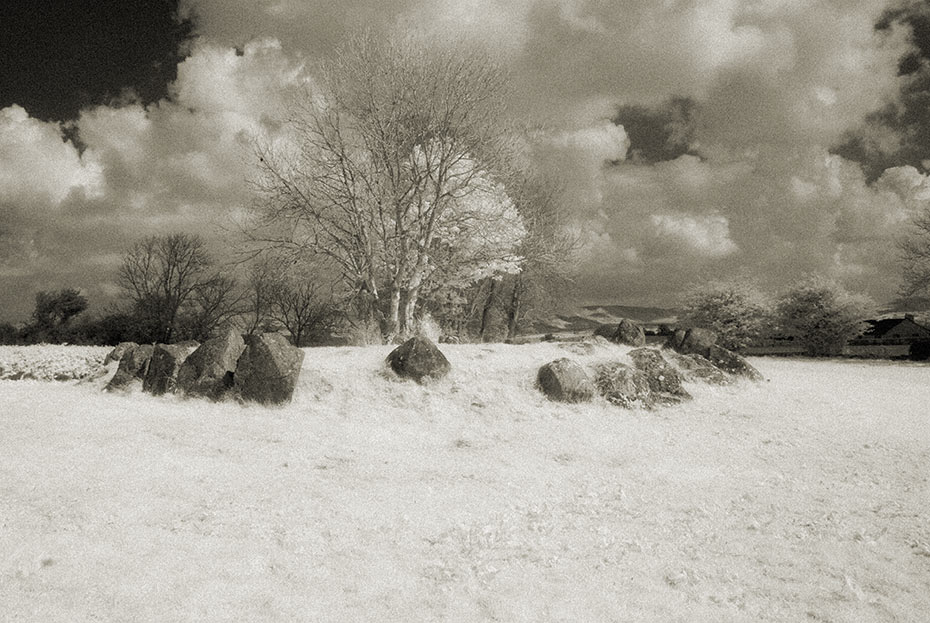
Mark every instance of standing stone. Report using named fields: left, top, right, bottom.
left=666, top=327, right=718, bottom=357
left=537, top=358, right=595, bottom=403
left=616, top=319, right=647, bottom=347
left=104, top=342, right=138, bottom=366
left=105, top=344, right=154, bottom=391
left=234, top=333, right=305, bottom=405
left=177, top=328, right=246, bottom=400
left=143, top=341, right=200, bottom=395
left=593, top=319, right=646, bottom=347
left=386, top=336, right=451, bottom=383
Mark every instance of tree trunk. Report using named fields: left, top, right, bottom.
left=506, top=278, right=524, bottom=341
left=478, top=279, right=497, bottom=341
left=387, top=287, right=401, bottom=339
left=402, top=287, right=419, bottom=337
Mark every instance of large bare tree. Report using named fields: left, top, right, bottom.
left=249, top=31, right=527, bottom=338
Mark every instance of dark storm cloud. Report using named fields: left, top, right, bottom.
left=0, top=0, right=194, bottom=122
left=834, top=0, right=930, bottom=181
left=612, top=98, right=698, bottom=164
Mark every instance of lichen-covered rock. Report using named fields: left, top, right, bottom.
left=105, top=344, right=154, bottom=391
left=593, top=362, right=651, bottom=407
left=593, top=319, right=646, bottom=347
left=177, top=328, right=245, bottom=400
left=104, top=342, right=138, bottom=366
left=537, top=358, right=595, bottom=403
left=667, top=352, right=733, bottom=385
left=143, top=341, right=200, bottom=396
left=706, top=345, right=763, bottom=381
left=386, top=336, right=451, bottom=383
left=234, top=333, right=305, bottom=405
left=627, top=348, right=691, bottom=402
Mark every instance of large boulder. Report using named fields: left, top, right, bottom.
left=143, top=341, right=200, bottom=396
left=593, top=362, right=651, bottom=408
left=104, top=341, right=138, bottom=366
left=593, top=319, right=646, bottom=347
left=386, top=336, right=451, bottom=383
left=105, top=344, right=154, bottom=391
left=177, top=328, right=246, bottom=400
left=537, top=358, right=595, bottom=403
left=234, top=333, right=305, bottom=405
left=706, top=345, right=764, bottom=381
left=627, top=348, right=691, bottom=402
left=665, top=329, right=762, bottom=382
left=666, top=327, right=718, bottom=357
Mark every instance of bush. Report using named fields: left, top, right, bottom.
left=679, top=279, right=773, bottom=352
left=776, top=276, right=874, bottom=356
left=0, top=322, right=18, bottom=345
left=910, top=339, right=930, bottom=361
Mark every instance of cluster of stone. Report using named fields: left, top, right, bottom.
left=104, top=329, right=305, bottom=405
left=538, top=320, right=762, bottom=407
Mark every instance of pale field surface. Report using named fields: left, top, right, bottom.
left=1, top=342, right=929, bottom=622
left=0, top=345, right=111, bottom=381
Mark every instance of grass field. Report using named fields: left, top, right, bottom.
left=1, top=342, right=928, bottom=622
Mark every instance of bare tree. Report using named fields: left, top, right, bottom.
left=246, top=253, right=340, bottom=346
left=249, top=31, right=527, bottom=339
left=118, top=233, right=236, bottom=343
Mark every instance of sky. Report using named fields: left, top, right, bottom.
left=4, top=0, right=930, bottom=322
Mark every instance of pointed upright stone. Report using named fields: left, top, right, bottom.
left=234, top=333, right=305, bottom=405
left=143, top=341, right=200, bottom=395
left=105, top=344, right=154, bottom=391
left=177, top=328, right=245, bottom=400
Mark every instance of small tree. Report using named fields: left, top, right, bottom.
left=246, top=254, right=340, bottom=346
left=776, top=276, right=874, bottom=356
left=679, top=279, right=772, bottom=351
left=118, top=233, right=239, bottom=343
left=0, top=322, right=17, bottom=345
left=33, top=288, right=88, bottom=330
left=900, top=206, right=930, bottom=301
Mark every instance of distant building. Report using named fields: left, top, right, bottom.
left=851, top=314, right=930, bottom=346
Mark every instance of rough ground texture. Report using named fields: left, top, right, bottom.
left=1, top=342, right=929, bottom=622
left=0, top=345, right=107, bottom=381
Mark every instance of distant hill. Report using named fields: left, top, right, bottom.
left=528, top=304, right=679, bottom=335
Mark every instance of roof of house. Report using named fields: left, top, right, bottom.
left=860, top=316, right=930, bottom=339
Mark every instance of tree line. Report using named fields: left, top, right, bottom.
left=4, top=31, right=930, bottom=348
left=677, top=276, right=876, bottom=356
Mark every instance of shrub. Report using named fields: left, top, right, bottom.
left=910, top=339, right=930, bottom=361
left=679, top=279, right=773, bottom=352
left=776, top=276, right=874, bottom=356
